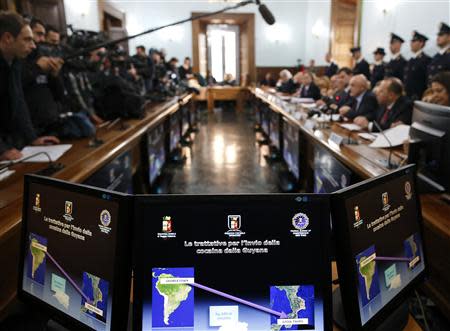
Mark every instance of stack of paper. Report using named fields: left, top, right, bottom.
left=369, top=125, right=410, bottom=148
left=0, top=145, right=73, bottom=164
left=358, top=132, right=380, bottom=141
left=339, top=123, right=363, bottom=131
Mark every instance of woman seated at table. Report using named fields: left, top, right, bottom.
left=422, top=71, right=450, bottom=107
left=276, top=69, right=297, bottom=94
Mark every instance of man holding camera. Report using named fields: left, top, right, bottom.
left=22, top=18, right=65, bottom=136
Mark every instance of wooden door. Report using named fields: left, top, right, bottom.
left=330, top=0, right=361, bottom=68
left=18, top=0, right=66, bottom=33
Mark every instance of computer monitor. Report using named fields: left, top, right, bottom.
left=331, top=165, right=426, bottom=330
left=261, top=106, right=270, bottom=137
left=314, top=146, right=352, bottom=193
left=133, top=194, right=332, bottom=331
left=148, top=123, right=166, bottom=186
left=182, top=106, right=190, bottom=138
left=409, top=101, right=450, bottom=192
left=283, top=117, right=301, bottom=180
left=84, top=151, right=133, bottom=194
left=270, top=111, right=281, bottom=150
left=19, top=175, right=132, bottom=331
left=170, top=111, right=181, bottom=153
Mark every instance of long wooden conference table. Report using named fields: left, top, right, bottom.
left=0, top=93, right=193, bottom=317
left=0, top=87, right=447, bottom=330
left=250, top=87, right=450, bottom=325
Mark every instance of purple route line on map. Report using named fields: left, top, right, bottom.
left=190, top=282, right=288, bottom=319
left=45, top=250, right=91, bottom=303
left=374, top=256, right=412, bottom=262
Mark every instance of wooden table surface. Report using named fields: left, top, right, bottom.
left=0, top=94, right=191, bottom=315
left=0, top=88, right=446, bottom=329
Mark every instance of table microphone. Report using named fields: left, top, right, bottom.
left=0, top=152, right=64, bottom=176
left=373, top=120, right=396, bottom=170
left=256, top=0, right=276, bottom=25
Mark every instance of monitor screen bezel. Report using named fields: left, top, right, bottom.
left=331, top=164, right=427, bottom=330
left=18, top=174, right=133, bottom=331
left=132, top=193, right=333, bottom=331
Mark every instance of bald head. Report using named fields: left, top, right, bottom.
left=349, top=74, right=370, bottom=97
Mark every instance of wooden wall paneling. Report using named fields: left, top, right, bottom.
left=17, top=0, right=66, bottom=33
left=0, top=0, right=16, bottom=11
left=330, top=0, right=360, bottom=68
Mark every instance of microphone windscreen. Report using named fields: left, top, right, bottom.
left=259, top=4, right=276, bottom=25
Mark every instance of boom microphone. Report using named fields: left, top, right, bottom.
left=257, top=1, right=276, bottom=25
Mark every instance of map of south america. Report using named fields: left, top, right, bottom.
left=356, top=245, right=381, bottom=306
left=27, top=234, right=47, bottom=285
left=152, top=268, right=194, bottom=328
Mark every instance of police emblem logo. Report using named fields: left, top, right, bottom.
left=162, top=216, right=172, bottom=233
left=292, top=213, right=309, bottom=230
left=382, top=192, right=391, bottom=212
left=228, top=215, right=241, bottom=231
left=405, top=181, right=413, bottom=200
left=63, top=201, right=74, bottom=221
left=65, top=201, right=72, bottom=215
left=100, top=210, right=111, bottom=227
left=33, top=193, right=42, bottom=212
left=354, top=206, right=361, bottom=223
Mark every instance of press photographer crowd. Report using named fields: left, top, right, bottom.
left=0, top=11, right=212, bottom=162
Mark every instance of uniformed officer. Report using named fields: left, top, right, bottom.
left=350, top=46, right=371, bottom=80
left=371, top=47, right=386, bottom=88
left=385, top=33, right=407, bottom=80
left=427, top=22, right=450, bottom=82
left=404, top=31, right=431, bottom=100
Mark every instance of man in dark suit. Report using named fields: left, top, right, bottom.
left=371, top=47, right=386, bottom=88
left=324, top=52, right=338, bottom=77
left=404, top=31, right=431, bottom=100
left=294, top=71, right=321, bottom=100
left=0, top=11, right=59, bottom=161
left=354, top=78, right=412, bottom=130
left=427, top=22, right=450, bottom=82
left=385, top=33, right=407, bottom=80
left=331, top=67, right=353, bottom=109
left=351, top=47, right=371, bottom=80
left=339, top=74, right=378, bottom=120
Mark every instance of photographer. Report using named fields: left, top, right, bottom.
left=0, top=11, right=59, bottom=161
left=132, top=45, right=153, bottom=91
left=22, top=17, right=65, bottom=136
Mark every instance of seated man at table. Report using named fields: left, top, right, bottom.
left=276, top=69, right=298, bottom=94
left=0, top=11, right=59, bottom=161
left=293, top=71, right=321, bottom=100
left=354, top=77, right=412, bottom=130
left=339, top=74, right=378, bottom=120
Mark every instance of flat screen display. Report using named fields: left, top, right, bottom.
left=148, top=123, right=166, bottom=185
left=19, top=176, right=130, bottom=331
left=283, top=118, right=300, bottom=180
left=261, top=107, right=270, bottom=137
left=182, top=106, right=190, bottom=137
left=270, top=111, right=280, bottom=150
left=134, top=194, right=332, bottom=331
left=332, top=165, right=426, bottom=328
left=170, top=111, right=181, bottom=152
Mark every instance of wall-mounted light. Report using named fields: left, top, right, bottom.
left=377, top=0, right=399, bottom=15
left=266, top=23, right=291, bottom=43
left=311, top=19, right=328, bottom=39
